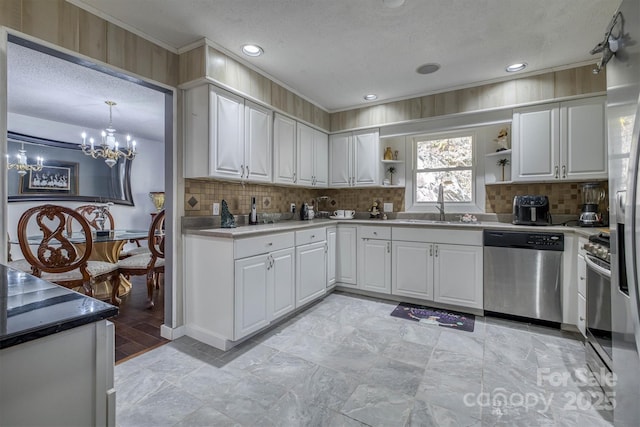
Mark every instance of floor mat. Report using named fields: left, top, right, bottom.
left=390, top=302, right=475, bottom=332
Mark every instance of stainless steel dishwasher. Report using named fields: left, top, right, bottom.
left=483, top=230, right=564, bottom=324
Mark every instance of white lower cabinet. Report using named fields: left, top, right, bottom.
left=391, top=227, right=483, bottom=310
left=296, top=241, right=327, bottom=307
left=235, top=247, right=295, bottom=339
left=433, top=244, right=483, bottom=309
left=392, top=241, right=433, bottom=300
left=357, top=226, right=391, bottom=293
left=337, top=225, right=357, bottom=286
left=327, top=226, right=337, bottom=289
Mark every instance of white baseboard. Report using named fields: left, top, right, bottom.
left=160, top=324, right=185, bottom=340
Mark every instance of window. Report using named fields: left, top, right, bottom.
left=413, top=133, right=475, bottom=205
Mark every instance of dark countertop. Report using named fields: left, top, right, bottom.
left=0, top=264, right=118, bottom=350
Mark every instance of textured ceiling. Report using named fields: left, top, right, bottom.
left=72, top=0, right=620, bottom=111
left=8, top=0, right=621, bottom=140
left=7, top=43, right=166, bottom=142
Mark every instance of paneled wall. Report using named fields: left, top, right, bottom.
left=330, top=65, right=605, bottom=132
left=179, top=43, right=331, bottom=131
left=0, top=0, right=179, bottom=87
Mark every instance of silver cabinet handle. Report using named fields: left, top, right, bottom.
left=554, top=166, right=559, bottom=179
left=386, top=242, right=390, bottom=253
left=293, top=172, right=297, bottom=183
left=246, top=166, right=250, bottom=178
left=311, top=235, right=315, bottom=239
left=240, top=164, right=245, bottom=178
left=434, top=245, right=439, bottom=257
left=579, top=316, right=585, bottom=321
left=267, top=242, right=273, bottom=246
left=373, top=231, right=377, bottom=236
left=429, top=245, right=433, bottom=256
left=561, top=165, right=566, bottom=179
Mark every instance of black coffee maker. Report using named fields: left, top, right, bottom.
left=513, top=195, right=551, bottom=225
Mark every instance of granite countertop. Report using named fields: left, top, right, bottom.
left=0, top=264, right=118, bottom=350
left=183, top=215, right=606, bottom=239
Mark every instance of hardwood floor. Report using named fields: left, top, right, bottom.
left=110, top=275, right=168, bottom=364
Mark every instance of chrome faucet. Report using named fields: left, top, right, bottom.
left=436, top=183, right=445, bottom=221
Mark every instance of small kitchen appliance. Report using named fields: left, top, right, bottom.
left=249, top=196, right=258, bottom=225
left=512, top=195, right=551, bottom=225
left=579, top=182, right=606, bottom=227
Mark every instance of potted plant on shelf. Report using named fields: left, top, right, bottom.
left=386, top=166, right=396, bottom=185
left=497, top=158, right=510, bottom=181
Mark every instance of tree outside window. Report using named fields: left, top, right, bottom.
left=414, top=134, right=474, bottom=203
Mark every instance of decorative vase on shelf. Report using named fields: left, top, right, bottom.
left=384, top=147, right=393, bottom=160
left=149, top=192, right=165, bottom=212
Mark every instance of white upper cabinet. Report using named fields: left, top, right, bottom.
left=329, top=129, right=379, bottom=187
left=512, top=97, right=606, bottom=182
left=297, top=123, right=328, bottom=187
left=273, top=113, right=297, bottom=185
left=244, top=100, right=272, bottom=182
left=183, top=85, right=272, bottom=182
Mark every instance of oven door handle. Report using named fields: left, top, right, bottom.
left=585, top=254, right=611, bottom=279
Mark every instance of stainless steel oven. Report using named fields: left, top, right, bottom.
left=584, top=233, right=612, bottom=393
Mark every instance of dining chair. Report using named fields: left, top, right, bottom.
left=66, top=204, right=115, bottom=234
left=14, top=204, right=122, bottom=305
left=116, top=209, right=165, bottom=308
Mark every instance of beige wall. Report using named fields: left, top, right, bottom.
left=0, top=0, right=179, bottom=86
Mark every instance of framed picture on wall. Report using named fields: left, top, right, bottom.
left=19, top=161, right=79, bottom=195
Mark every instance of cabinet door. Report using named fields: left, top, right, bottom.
left=245, top=101, right=272, bottom=182
left=234, top=254, right=270, bottom=339
left=433, top=244, right=483, bottom=309
left=561, top=97, right=607, bottom=180
left=271, top=248, right=295, bottom=320
left=577, top=254, right=587, bottom=297
left=353, top=130, right=379, bottom=186
left=314, top=129, right=329, bottom=187
left=358, top=238, right=391, bottom=293
left=296, top=123, right=315, bottom=186
left=329, top=132, right=352, bottom=187
left=578, top=293, right=587, bottom=337
left=273, top=114, right=297, bottom=184
left=183, top=85, right=209, bottom=178
left=512, top=104, right=560, bottom=181
left=210, top=88, right=244, bottom=179
left=392, top=241, right=433, bottom=300
left=296, top=241, right=327, bottom=307
left=327, top=227, right=337, bottom=289
left=337, top=225, right=358, bottom=285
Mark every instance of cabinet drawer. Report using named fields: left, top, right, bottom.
left=359, top=226, right=391, bottom=240
left=235, top=232, right=294, bottom=259
left=392, top=227, right=481, bottom=246
left=295, top=227, right=326, bottom=245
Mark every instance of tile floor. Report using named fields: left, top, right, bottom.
left=115, top=291, right=614, bottom=426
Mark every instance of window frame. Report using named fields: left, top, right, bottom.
left=407, top=129, right=484, bottom=213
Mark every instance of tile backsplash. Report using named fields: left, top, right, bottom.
left=485, top=181, right=609, bottom=216
left=185, top=178, right=606, bottom=218
left=184, top=179, right=405, bottom=216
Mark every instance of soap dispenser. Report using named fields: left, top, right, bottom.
left=249, top=196, right=258, bottom=225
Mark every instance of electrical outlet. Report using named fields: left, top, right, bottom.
left=384, top=202, right=393, bottom=212
left=290, top=203, right=296, bottom=213
left=213, top=203, right=220, bottom=215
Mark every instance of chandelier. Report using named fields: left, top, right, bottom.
left=6, top=143, right=43, bottom=176
left=81, top=100, right=137, bottom=168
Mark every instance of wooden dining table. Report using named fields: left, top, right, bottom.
left=14, top=229, right=149, bottom=301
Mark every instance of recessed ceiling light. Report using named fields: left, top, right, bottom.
left=506, top=62, right=527, bottom=72
left=242, top=44, right=264, bottom=57
left=416, top=63, right=440, bottom=75
left=364, top=94, right=378, bottom=101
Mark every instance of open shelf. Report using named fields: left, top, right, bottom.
left=485, top=149, right=512, bottom=158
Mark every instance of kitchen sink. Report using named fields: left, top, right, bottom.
left=391, top=219, right=480, bottom=225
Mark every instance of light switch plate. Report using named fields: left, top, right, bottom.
left=213, top=203, right=220, bottom=215
left=384, top=202, right=393, bottom=212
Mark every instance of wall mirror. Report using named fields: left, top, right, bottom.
left=7, top=132, right=133, bottom=205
